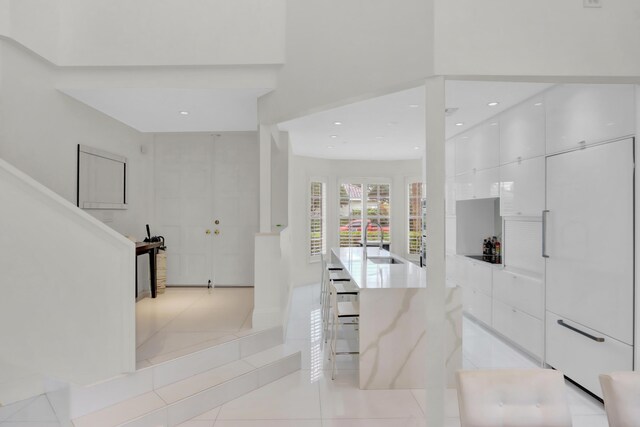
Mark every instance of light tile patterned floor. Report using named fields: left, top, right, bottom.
left=135, top=287, right=254, bottom=366
left=179, top=282, right=608, bottom=427
left=0, top=283, right=608, bottom=426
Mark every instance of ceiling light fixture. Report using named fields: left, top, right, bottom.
left=333, top=121, right=343, bottom=125
left=487, top=102, right=499, bottom=107
left=455, top=122, right=464, bottom=126
left=330, top=135, right=338, bottom=138
left=179, top=111, right=189, bottom=115
left=413, top=146, right=420, bottom=150
left=409, top=104, right=420, bottom=108
left=490, top=122, right=498, bottom=126
left=327, top=145, right=335, bottom=149
left=534, top=102, right=543, bottom=107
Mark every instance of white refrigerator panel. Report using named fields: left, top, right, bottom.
left=545, top=138, right=634, bottom=345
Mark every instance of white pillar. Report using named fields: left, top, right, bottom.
left=424, top=76, right=446, bottom=427
left=259, top=124, right=272, bottom=233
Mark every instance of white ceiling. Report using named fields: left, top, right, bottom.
left=281, top=81, right=553, bottom=160
left=60, top=88, right=272, bottom=133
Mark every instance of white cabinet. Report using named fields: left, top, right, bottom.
left=455, top=122, right=500, bottom=175
left=493, top=299, right=543, bottom=359
left=546, top=311, right=633, bottom=399
left=474, top=167, right=500, bottom=200
left=500, top=95, right=546, bottom=164
left=453, top=255, right=467, bottom=286
left=454, top=172, right=473, bottom=200
left=499, top=156, right=544, bottom=217
left=545, top=84, right=635, bottom=154
left=504, top=220, right=544, bottom=275
left=466, top=260, right=492, bottom=295
left=493, top=270, right=543, bottom=319
left=463, top=287, right=492, bottom=326
left=455, top=168, right=499, bottom=201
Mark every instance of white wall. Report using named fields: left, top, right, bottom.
left=1, top=0, right=285, bottom=67
left=259, top=0, right=434, bottom=125
left=271, top=132, right=289, bottom=229
left=0, top=157, right=135, bottom=405
left=290, top=155, right=422, bottom=287
left=435, top=0, right=640, bottom=78
left=0, top=40, right=153, bottom=238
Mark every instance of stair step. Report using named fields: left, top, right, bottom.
left=64, top=326, right=283, bottom=420
left=72, top=348, right=301, bottom=427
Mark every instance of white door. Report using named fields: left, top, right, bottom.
left=155, top=137, right=214, bottom=286
left=545, top=138, right=634, bottom=344
left=211, top=133, right=259, bottom=286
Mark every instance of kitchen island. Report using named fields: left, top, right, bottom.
left=331, top=247, right=461, bottom=389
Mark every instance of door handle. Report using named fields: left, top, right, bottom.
left=557, top=319, right=605, bottom=343
left=542, top=210, right=549, bottom=258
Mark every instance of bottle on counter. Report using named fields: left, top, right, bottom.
left=495, top=238, right=501, bottom=264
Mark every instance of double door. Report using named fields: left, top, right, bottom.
left=545, top=138, right=634, bottom=397
left=154, top=134, right=259, bottom=287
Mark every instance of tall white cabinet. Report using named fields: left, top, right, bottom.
left=449, top=83, right=636, bottom=397
left=545, top=139, right=634, bottom=397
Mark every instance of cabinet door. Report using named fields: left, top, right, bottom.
left=474, top=167, right=500, bottom=200
left=499, top=157, right=545, bottom=217
left=545, top=84, right=635, bottom=154
left=493, top=269, right=543, bottom=319
left=500, top=95, right=546, bottom=164
left=463, top=287, right=492, bottom=326
left=546, top=138, right=634, bottom=345
left=469, top=122, right=500, bottom=171
left=493, top=299, right=543, bottom=359
left=546, top=311, right=633, bottom=398
left=455, top=172, right=474, bottom=201
left=455, top=133, right=473, bottom=175
left=504, top=220, right=544, bottom=275
left=467, top=260, right=492, bottom=295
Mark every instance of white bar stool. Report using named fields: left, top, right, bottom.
left=328, top=282, right=359, bottom=380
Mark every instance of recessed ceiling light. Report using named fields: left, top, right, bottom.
left=413, top=146, right=420, bottom=150
left=330, top=135, right=338, bottom=138
left=487, top=102, right=499, bottom=107
left=179, top=111, right=189, bottom=115
left=333, top=121, right=342, bottom=125
left=455, top=122, right=464, bottom=126
left=409, top=104, right=420, bottom=108
left=327, top=145, right=335, bottom=149
left=461, top=136, right=469, bottom=139
left=534, top=102, right=543, bottom=107
left=490, top=122, right=498, bottom=126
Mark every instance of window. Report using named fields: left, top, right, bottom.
left=309, top=181, right=326, bottom=259
left=339, top=181, right=391, bottom=248
left=408, top=181, right=423, bottom=256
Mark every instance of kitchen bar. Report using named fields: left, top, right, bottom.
left=331, top=247, right=462, bottom=389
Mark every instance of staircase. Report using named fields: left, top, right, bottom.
left=50, top=326, right=300, bottom=427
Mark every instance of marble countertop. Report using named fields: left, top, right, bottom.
left=331, top=247, right=427, bottom=290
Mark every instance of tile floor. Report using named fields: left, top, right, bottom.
left=0, top=283, right=609, bottom=426
left=135, top=287, right=254, bottom=367
left=178, top=282, right=608, bottom=427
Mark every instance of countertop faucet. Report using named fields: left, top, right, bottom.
left=363, top=221, right=384, bottom=256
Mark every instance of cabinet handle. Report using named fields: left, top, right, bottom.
left=542, top=210, right=549, bottom=258
left=557, top=319, right=605, bottom=343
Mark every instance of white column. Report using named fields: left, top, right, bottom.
left=259, top=124, right=272, bottom=233
left=424, top=76, right=446, bottom=427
